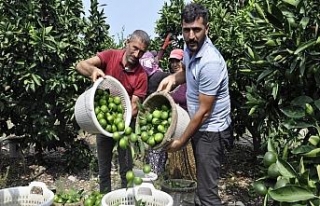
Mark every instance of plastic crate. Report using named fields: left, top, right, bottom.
left=0, top=182, right=54, bottom=206
left=101, top=183, right=173, bottom=206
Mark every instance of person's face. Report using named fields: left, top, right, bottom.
left=182, top=17, right=208, bottom=55
left=125, top=38, right=148, bottom=66
left=169, top=58, right=182, bottom=73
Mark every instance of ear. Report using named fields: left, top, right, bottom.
left=125, top=39, right=130, bottom=45
left=205, top=23, right=209, bottom=35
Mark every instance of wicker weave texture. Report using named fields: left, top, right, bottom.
left=137, top=92, right=190, bottom=150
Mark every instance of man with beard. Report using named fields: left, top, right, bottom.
left=76, top=30, right=150, bottom=193
left=157, top=3, right=233, bottom=206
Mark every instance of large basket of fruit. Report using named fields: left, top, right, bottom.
left=75, top=76, right=132, bottom=137
left=101, top=183, right=173, bottom=206
left=136, top=92, right=190, bottom=150
left=0, top=182, right=54, bottom=206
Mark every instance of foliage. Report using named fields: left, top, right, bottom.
left=0, top=0, right=114, bottom=156
left=155, top=0, right=320, bottom=204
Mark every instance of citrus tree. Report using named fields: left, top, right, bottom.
left=155, top=0, right=320, bottom=204
left=0, top=0, right=113, bottom=165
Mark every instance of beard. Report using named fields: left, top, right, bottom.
left=186, top=38, right=205, bottom=54
left=126, top=55, right=138, bottom=66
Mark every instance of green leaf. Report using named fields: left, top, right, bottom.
left=257, top=69, right=274, bottom=82
left=291, top=96, right=313, bottom=107
left=317, top=165, right=320, bottom=181
left=268, top=185, right=316, bottom=202
left=314, top=100, right=320, bottom=111
left=265, top=11, right=283, bottom=29
left=277, top=158, right=297, bottom=178
left=267, top=138, right=277, bottom=153
left=247, top=46, right=255, bottom=59
left=45, top=26, right=53, bottom=35
left=302, top=148, right=320, bottom=158
left=299, top=17, right=309, bottom=30
left=255, top=3, right=266, bottom=20
left=280, top=106, right=305, bottom=119
left=298, top=157, right=305, bottom=174
left=294, top=39, right=317, bottom=55
left=292, top=145, right=315, bottom=155
left=31, top=74, right=41, bottom=86
left=272, top=83, right=278, bottom=100
left=282, top=0, right=301, bottom=7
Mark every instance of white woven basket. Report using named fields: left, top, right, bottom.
left=74, top=76, right=132, bottom=137
left=102, top=183, right=173, bottom=206
left=0, top=182, right=54, bottom=206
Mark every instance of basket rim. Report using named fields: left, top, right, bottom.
left=132, top=169, right=158, bottom=181
left=161, top=179, right=197, bottom=192
left=87, top=76, right=132, bottom=137
left=101, top=187, right=173, bottom=206
left=0, top=184, right=54, bottom=205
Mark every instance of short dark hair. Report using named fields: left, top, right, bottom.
left=129, top=30, right=150, bottom=47
left=181, top=3, right=209, bottom=25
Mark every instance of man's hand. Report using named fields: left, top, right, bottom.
left=91, top=67, right=106, bottom=82
left=165, top=138, right=184, bottom=152
left=157, top=75, right=176, bottom=93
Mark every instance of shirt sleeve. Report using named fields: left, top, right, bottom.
left=199, top=57, right=227, bottom=96
left=97, top=50, right=112, bottom=70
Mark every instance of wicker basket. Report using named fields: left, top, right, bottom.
left=161, top=179, right=197, bottom=206
left=74, top=76, right=132, bottom=137
left=101, top=183, right=173, bottom=206
left=0, top=182, right=54, bottom=206
left=136, top=92, right=190, bottom=150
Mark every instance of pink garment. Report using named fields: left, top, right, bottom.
left=139, top=51, right=163, bottom=76
left=170, top=84, right=187, bottom=111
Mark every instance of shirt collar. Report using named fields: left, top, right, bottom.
left=120, top=49, right=140, bottom=73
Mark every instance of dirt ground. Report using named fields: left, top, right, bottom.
left=0, top=135, right=262, bottom=206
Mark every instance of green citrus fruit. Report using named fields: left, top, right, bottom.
left=253, top=181, right=268, bottom=196
left=119, top=138, right=128, bottom=149
left=146, top=113, right=153, bottom=122
left=263, top=151, right=277, bottom=167
left=84, top=198, right=95, bottom=206
left=147, top=137, right=156, bottom=147
left=161, top=105, right=169, bottom=111
left=112, top=131, right=121, bottom=141
left=100, top=105, right=108, bottom=113
left=133, top=176, right=143, bottom=185
left=154, top=133, right=164, bottom=143
left=116, top=121, right=125, bottom=131
left=141, top=131, right=149, bottom=142
left=267, top=163, right=280, bottom=179
left=124, top=127, right=133, bottom=135
left=126, top=170, right=135, bottom=182
left=129, top=133, right=138, bottom=143
left=98, top=118, right=107, bottom=128
left=152, top=110, right=161, bottom=119
left=157, top=125, right=166, bottom=133
left=160, top=111, right=169, bottom=120
left=113, top=96, right=121, bottom=105
left=143, top=164, right=151, bottom=174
